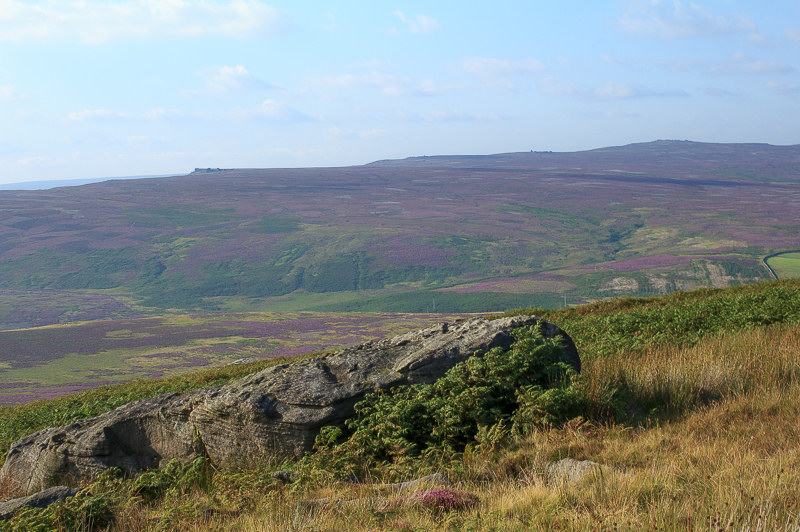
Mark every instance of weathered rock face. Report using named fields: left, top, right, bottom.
left=0, top=486, right=79, bottom=520
left=0, top=315, right=578, bottom=498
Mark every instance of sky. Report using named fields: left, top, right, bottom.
left=1, top=0, right=800, bottom=184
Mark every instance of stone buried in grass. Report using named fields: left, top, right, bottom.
left=0, top=315, right=578, bottom=497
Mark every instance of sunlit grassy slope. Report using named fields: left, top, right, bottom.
left=1, top=279, right=799, bottom=530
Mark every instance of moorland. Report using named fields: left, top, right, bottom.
left=0, top=279, right=798, bottom=530
left=0, top=140, right=799, bottom=529
left=1, top=140, right=799, bottom=328
left=2, top=139, right=799, bottom=405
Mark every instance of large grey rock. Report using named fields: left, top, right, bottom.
left=0, top=315, right=577, bottom=497
left=0, top=485, right=79, bottom=520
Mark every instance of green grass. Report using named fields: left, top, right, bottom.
left=766, top=251, right=800, bottom=279
left=311, top=290, right=565, bottom=313
left=3, top=279, right=800, bottom=530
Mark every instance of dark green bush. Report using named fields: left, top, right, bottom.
left=132, top=457, right=213, bottom=502
left=313, top=325, right=589, bottom=472
left=0, top=490, right=114, bottom=532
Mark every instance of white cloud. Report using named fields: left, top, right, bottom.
left=205, top=65, right=275, bottom=93
left=766, top=81, right=800, bottom=95
left=786, top=29, right=800, bottom=42
left=594, top=81, right=688, bottom=100
left=706, top=53, right=792, bottom=75
left=255, top=99, right=285, bottom=117
left=392, top=10, right=439, bottom=34
left=67, top=109, right=131, bottom=121
left=241, top=99, right=313, bottom=122
left=324, top=127, right=386, bottom=140
left=0, top=85, right=21, bottom=100
left=540, top=77, right=687, bottom=101
left=67, top=107, right=180, bottom=121
left=540, top=77, right=588, bottom=97
left=619, top=0, right=757, bottom=39
left=0, top=0, right=286, bottom=44
left=315, top=71, right=457, bottom=98
left=461, top=57, right=544, bottom=78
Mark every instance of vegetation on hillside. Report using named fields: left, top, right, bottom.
left=3, top=142, right=800, bottom=328
left=1, top=279, right=799, bottom=530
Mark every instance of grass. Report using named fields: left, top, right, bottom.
left=2, top=279, right=800, bottom=530
left=766, top=251, right=800, bottom=279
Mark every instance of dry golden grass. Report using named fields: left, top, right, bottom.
left=93, top=324, right=800, bottom=531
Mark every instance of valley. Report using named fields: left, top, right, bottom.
left=1, top=141, right=797, bottom=328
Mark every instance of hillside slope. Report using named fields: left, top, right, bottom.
left=1, top=141, right=798, bottom=328
left=0, top=279, right=798, bottom=530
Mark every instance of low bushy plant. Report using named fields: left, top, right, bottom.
left=133, top=457, right=213, bottom=502
left=0, top=490, right=115, bottom=532
left=312, top=325, right=602, bottom=474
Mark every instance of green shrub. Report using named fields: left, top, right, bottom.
left=132, top=457, right=213, bottom=503
left=0, top=490, right=114, bottom=532
left=312, top=325, right=592, bottom=473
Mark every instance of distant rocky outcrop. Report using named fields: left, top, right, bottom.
left=0, top=316, right=578, bottom=498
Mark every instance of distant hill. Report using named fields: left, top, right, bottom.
left=0, top=140, right=798, bottom=329
left=0, top=174, right=178, bottom=191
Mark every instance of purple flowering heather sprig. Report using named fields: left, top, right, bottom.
left=407, top=488, right=479, bottom=513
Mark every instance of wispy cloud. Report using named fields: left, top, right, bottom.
left=67, top=109, right=132, bottom=122
left=67, top=107, right=180, bottom=122
left=205, top=65, right=275, bottom=93
left=315, top=71, right=458, bottom=98
left=0, top=85, right=22, bottom=100
left=461, top=57, right=544, bottom=77
left=619, top=0, right=757, bottom=39
left=416, top=110, right=501, bottom=122
left=0, top=0, right=286, bottom=44
left=239, top=99, right=314, bottom=122
left=324, top=127, right=388, bottom=140
left=766, top=81, right=800, bottom=96
left=593, top=81, right=688, bottom=100
left=460, top=57, right=544, bottom=89
left=392, top=10, right=439, bottom=34
left=541, top=77, right=687, bottom=101
left=707, top=53, right=792, bottom=75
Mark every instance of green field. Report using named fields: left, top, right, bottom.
left=766, top=251, right=800, bottom=279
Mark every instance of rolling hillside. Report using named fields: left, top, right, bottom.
left=1, top=140, right=799, bottom=329
left=1, top=279, right=798, bottom=530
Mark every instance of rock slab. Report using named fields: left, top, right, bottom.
left=545, top=458, right=610, bottom=486
left=0, top=315, right=578, bottom=497
left=0, top=485, right=79, bottom=520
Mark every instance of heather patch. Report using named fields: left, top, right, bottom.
left=0, top=312, right=462, bottom=405
left=0, top=290, right=137, bottom=331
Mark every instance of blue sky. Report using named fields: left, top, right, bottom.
left=1, top=0, right=799, bottom=184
